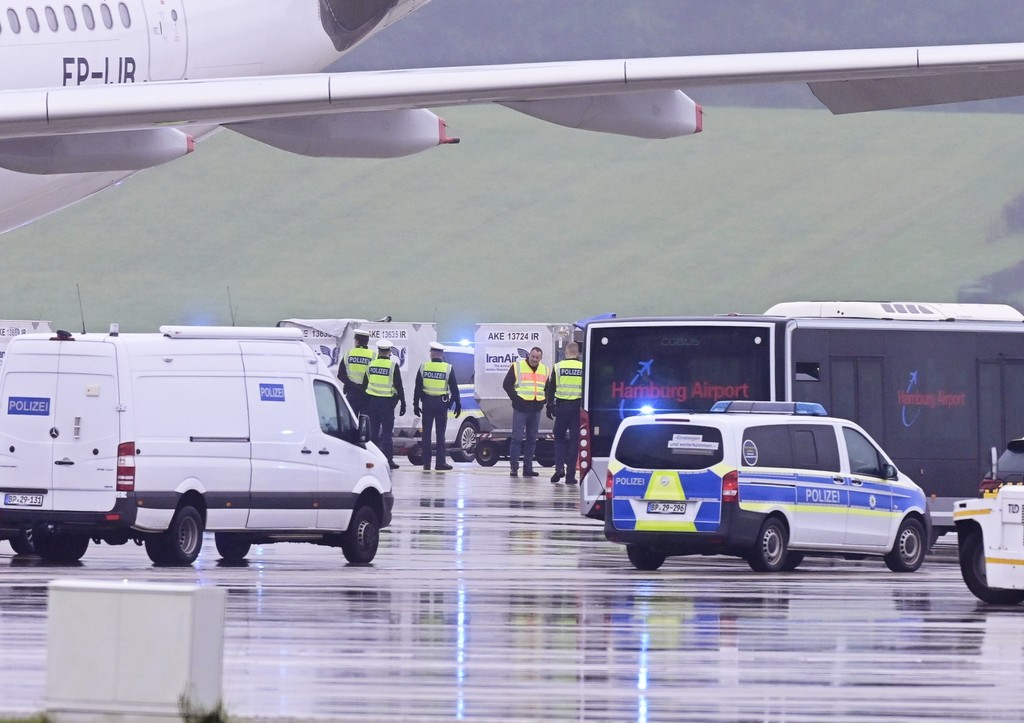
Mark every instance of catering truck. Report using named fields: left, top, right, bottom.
left=471, top=322, right=577, bottom=466
left=579, top=302, right=1024, bottom=537
left=279, top=319, right=482, bottom=462
left=0, top=326, right=393, bottom=565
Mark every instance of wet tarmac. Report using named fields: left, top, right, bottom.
left=1, top=463, right=1022, bottom=721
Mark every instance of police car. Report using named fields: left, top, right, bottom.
left=604, top=401, right=930, bottom=572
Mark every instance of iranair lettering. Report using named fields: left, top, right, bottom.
left=62, top=56, right=137, bottom=86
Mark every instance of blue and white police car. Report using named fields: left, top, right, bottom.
left=604, top=401, right=930, bottom=572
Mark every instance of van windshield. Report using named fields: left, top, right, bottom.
left=587, top=323, right=772, bottom=458
left=615, top=424, right=724, bottom=470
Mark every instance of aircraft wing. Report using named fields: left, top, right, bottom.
left=2, top=42, right=1024, bottom=139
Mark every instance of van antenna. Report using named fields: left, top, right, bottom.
left=76, top=283, right=86, bottom=334
left=227, top=286, right=237, bottom=326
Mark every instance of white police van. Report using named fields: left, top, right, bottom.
left=0, top=326, right=393, bottom=566
left=605, top=401, right=930, bottom=572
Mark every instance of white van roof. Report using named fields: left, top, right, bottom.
left=160, top=326, right=303, bottom=340
left=764, top=301, right=1024, bottom=322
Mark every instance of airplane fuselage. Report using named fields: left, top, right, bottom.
left=0, top=0, right=430, bottom=232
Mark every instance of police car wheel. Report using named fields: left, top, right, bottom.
left=748, top=517, right=788, bottom=572
left=627, top=544, right=666, bottom=571
left=215, top=532, right=252, bottom=563
left=883, top=517, right=926, bottom=573
left=958, top=529, right=1024, bottom=604
left=342, top=506, right=380, bottom=565
left=451, top=419, right=478, bottom=463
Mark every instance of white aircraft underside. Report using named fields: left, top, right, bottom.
left=3, top=0, right=1024, bottom=234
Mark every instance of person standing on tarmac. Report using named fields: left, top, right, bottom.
left=503, top=346, right=548, bottom=478
left=546, top=341, right=583, bottom=485
left=363, top=339, right=405, bottom=470
left=414, top=342, right=462, bottom=472
left=338, top=329, right=373, bottom=418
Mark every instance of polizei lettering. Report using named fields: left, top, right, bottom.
left=62, top=56, right=137, bottom=86
left=259, top=384, right=286, bottom=402
left=8, top=397, right=51, bottom=416
left=423, top=371, right=447, bottom=380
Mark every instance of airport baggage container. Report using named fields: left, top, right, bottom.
left=0, top=319, right=52, bottom=368
left=471, top=323, right=576, bottom=466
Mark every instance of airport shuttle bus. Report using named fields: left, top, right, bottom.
left=579, top=302, right=1024, bottom=537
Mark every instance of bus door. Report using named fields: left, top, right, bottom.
left=978, top=360, right=1024, bottom=477
left=829, top=356, right=884, bottom=440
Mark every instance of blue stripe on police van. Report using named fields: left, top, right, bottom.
left=259, top=383, right=286, bottom=402
left=7, top=397, right=50, bottom=416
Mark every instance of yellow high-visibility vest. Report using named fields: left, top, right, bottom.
left=421, top=361, right=452, bottom=397
left=345, top=347, right=374, bottom=385
left=366, top=357, right=397, bottom=398
left=554, top=359, right=583, bottom=401
left=514, top=359, right=548, bottom=402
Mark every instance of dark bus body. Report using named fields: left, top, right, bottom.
left=580, top=306, right=1024, bottom=534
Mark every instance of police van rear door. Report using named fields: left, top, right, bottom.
left=0, top=338, right=61, bottom=510
left=609, top=421, right=727, bottom=533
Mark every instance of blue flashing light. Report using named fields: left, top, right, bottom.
left=639, top=405, right=655, bottom=415
left=710, top=400, right=828, bottom=416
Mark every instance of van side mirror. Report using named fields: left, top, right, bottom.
left=358, top=413, right=370, bottom=444
left=991, top=446, right=999, bottom=479
left=882, top=463, right=898, bottom=480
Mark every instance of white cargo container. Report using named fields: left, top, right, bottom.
left=471, top=322, right=577, bottom=466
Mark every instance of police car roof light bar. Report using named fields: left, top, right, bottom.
left=710, top=400, right=828, bottom=416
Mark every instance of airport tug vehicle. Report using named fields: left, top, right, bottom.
left=955, top=485, right=1024, bottom=604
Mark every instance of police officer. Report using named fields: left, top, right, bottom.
left=413, top=342, right=462, bottom=472
left=502, top=346, right=548, bottom=477
left=546, top=341, right=583, bottom=484
left=338, top=329, right=373, bottom=418
left=363, top=339, right=405, bottom=470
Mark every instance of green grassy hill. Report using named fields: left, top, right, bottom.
left=4, top=105, right=1024, bottom=339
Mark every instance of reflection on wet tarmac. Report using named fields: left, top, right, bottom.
left=1, top=464, right=1022, bottom=721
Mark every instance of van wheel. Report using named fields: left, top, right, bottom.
left=884, top=517, right=926, bottom=573
left=9, top=529, right=35, bottom=555
left=215, top=533, right=251, bottom=563
left=959, top=529, right=1024, bottom=604
left=451, top=419, right=478, bottom=463
left=342, top=506, right=380, bottom=565
left=34, top=531, right=89, bottom=563
left=146, top=505, right=203, bottom=566
left=626, top=544, right=666, bottom=571
left=748, top=517, right=788, bottom=572
left=475, top=440, right=499, bottom=467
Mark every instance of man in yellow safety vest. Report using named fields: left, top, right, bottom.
left=546, top=341, right=583, bottom=485
left=413, top=342, right=462, bottom=471
left=362, top=339, right=406, bottom=470
left=502, top=346, right=548, bottom=478
left=338, top=328, right=373, bottom=418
